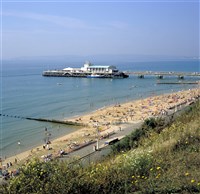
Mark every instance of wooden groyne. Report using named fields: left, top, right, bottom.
left=26, top=117, right=87, bottom=126
left=0, top=114, right=87, bottom=127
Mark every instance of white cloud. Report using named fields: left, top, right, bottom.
left=3, top=11, right=89, bottom=29
left=3, top=11, right=129, bottom=31
left=107, top=21, right=129, bottom=30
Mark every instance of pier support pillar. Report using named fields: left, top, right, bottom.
left=157, top=75, right=163, bottom=79
left=138, top=75, right=144, bottom=79
left=178, top=75, right=184, bottom=80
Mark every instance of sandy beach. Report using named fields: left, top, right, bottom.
left=1, top=87, right=199, bottom=170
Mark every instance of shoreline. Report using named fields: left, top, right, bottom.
left=1, top=87, right=200, bottom=169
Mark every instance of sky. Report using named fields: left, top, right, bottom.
left=1, top=0, right=199, bottom=60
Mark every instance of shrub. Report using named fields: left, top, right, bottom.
left=111, top=117, right=165, bottom=154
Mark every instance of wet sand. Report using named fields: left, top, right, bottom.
left=2, top=88, right=199, bottom=169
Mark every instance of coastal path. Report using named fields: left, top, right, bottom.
left=59, top=121, right=143, bottom=165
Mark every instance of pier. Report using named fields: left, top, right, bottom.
left=125, top=71, right=200, bottom=79
left=43, top=61, right=129, bottom=78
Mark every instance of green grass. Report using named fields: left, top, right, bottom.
left=1, top=101, right=200, bottom=194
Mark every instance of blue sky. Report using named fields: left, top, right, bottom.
left=1, top=0, right=199, bottom=59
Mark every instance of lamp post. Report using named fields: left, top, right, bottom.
left=95, top=123, right=99, bottom=151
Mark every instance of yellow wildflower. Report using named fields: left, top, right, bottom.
left=185, top=172, right=189, bottom=176
left=156, top=173, right=161, bottom=179
left=197, top=182, right=200, bottom=186
left=132, top=175, right=135, bottom=178
left=156, top=166, right=161, bottom=170
left=150, top=168, right=153, bottom=171
left=191, top=179, right=195, bottom=183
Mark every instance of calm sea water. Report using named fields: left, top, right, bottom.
left=0, top=60, right=199, bottom=158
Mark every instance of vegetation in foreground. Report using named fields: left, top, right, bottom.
left=1, top=101, right=200, bottom=194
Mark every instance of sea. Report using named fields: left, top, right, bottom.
left=0, top=60, right=199, bottom=158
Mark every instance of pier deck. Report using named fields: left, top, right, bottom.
left=156, top=81, right=199, bottom=84
left=125, top=71, right=200, bottom=77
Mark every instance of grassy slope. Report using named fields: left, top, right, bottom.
left=2, top=101, right=200, bottom=194
left=129, top=101, right=200, bottom=193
